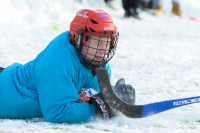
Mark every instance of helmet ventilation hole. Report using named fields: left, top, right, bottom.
left=89, top=28, right=95, bottom=32
left=90, top=19, right=98, bottom=24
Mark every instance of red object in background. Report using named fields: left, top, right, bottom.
left=189, top=17, right=199, bottom=22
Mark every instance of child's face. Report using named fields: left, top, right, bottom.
left=81, top=35, right=111, bottom=61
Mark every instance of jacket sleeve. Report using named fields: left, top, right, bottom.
left=37, top=72, right=96, bottom=123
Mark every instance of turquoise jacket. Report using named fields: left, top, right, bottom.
left=0, top=31, right=111, bottom=123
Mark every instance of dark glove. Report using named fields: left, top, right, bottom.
left=113, top=78, right=135, bottom=105
left=88, top=93, right=112, bottom=119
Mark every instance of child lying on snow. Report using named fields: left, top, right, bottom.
left=0, top=9, right=135, bottom=123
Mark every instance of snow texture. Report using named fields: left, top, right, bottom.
left=0, top=0, right=200, bottom=132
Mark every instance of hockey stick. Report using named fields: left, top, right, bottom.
left=96, top=68, right=200, bottom=118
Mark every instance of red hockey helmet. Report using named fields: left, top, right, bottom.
left=70, top=9, right=118, bottom=45
left=70, top=9, right=119, bottom=69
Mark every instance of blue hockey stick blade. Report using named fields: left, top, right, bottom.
left=142, top=96, right=200, bottom=117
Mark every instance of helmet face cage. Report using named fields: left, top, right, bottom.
left=78, top=31, right=119, bottom=69
left=70, top=9, right=119, bottom=69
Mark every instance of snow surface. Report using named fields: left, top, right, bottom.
left=0, top=0, right=200, bottom=132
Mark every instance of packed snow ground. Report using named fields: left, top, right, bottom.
left=0, top=0, right=200, bottom=132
